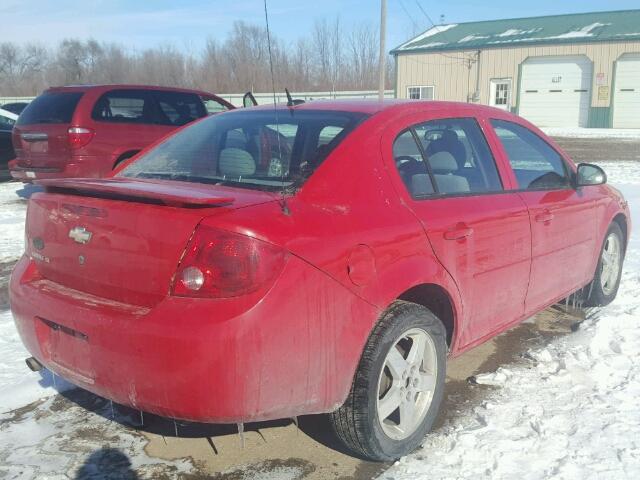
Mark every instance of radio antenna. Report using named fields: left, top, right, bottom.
left=263, top=0, right=290, bottom=215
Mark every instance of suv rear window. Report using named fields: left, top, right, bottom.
left=17, top=92, right=83, bottom=125
left=120, top=109, right=367, bottom=191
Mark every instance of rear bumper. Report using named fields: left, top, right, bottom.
left=9, top=254, right=378, bottom=423
left=10, top=156, right=104, bottom=182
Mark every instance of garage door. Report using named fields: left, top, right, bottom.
left=613, top=53, right=640, bottom=129
left=518, top=56, right=592, bottom=127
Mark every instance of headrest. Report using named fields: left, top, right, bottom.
left=429, top=151, right=458, bottom=172
left=219, top=148, right=256, bottom=176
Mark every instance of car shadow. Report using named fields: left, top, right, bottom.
left=58, top=387, right=362, bottom=459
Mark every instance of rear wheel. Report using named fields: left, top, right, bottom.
left=585, top=222, right=625, bottom=307
left=330, top=301, right=446, bottom=461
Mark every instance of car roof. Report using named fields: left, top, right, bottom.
left=248, top=99, right=516, bottom=117
left=44, top=84, right=221, bottom=97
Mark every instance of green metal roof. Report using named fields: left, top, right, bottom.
left=391, top=9, right=640, bottom=55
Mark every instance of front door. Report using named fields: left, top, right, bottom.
left=489, top=119, right=600, bottom=313
left=489, top=79, right=512, bottom=111
left=389, top=115, right=531, bottom=349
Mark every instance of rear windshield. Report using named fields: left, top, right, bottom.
left=119, top=109, right=368, bottom=191
left=17, top=92, right=83, bottom=125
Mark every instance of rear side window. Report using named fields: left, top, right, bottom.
left=92, top=90, right=152, bottom=124
left=154, top=91, right=207, bottom=126
left=393, top=118, right=503, bottom=197
left=17, top=92, right=83, bottom=125
left=491, top=119, right=569, bottom=190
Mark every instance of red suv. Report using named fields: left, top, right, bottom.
left=9, top=85, right=233, bottom=182
left=10, top=101, right=630, bottom=461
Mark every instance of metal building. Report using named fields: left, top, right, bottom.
left=391, top=10, right=640, bottom=128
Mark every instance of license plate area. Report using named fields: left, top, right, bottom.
left=35, top=317, right=94, bottom=382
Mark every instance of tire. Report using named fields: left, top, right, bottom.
left=585, top=222, right=625, bottom=307
left=330, top=301, right=447, bottom=461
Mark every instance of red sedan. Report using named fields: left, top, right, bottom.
left=10, top=100, right=629, bottom=461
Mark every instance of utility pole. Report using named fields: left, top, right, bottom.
left=378, top=0, right=387, bottom=101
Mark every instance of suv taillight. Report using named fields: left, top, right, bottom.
left=171, top=226, right=286, bottom=298
left=67, top=127, right=94, bottom=149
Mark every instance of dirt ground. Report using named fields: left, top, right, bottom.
left=1, top=135, right=638, bottom=479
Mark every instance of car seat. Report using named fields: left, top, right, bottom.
left=219, top=148, right=256, bottom=177
left=428, top=151, right=470, bottom=194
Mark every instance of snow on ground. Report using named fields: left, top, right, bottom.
left=542, top=127, right=640, bottom=139
left=382, top=171, right=640, bottom=479
left=0, top=183, right=75, bottom=413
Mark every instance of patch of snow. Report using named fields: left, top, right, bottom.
left=379, top=168, right=640, bottom=479
left=542, top=127, right=640, bottom=139
left=0, top=395, right=196, bottom=478
left=398, top=24, right=457, bottom=50
left=0, top=181, right=75, bottom=412
left=0, top=182, right=27, bottom=264
left=552, top=22, right=611, bottom=39
left=497, top=28, right=543, bottom=37
left=458, top=35, right=490, bottom=43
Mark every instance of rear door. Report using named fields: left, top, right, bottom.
left=489, top=119, right=599, bottom=313
left=387, top=114, right=531, bottom=349
left=13, top=91, right=83, bottom=170
left=90, top=89, right=169, bottom=169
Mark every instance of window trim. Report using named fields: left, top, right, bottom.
left=489, top=118, right=573, bottom=192
left=393, top=116, right=505, bottom=201
left=407, top=85, right=435, bottom=100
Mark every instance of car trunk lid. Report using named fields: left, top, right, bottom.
left=26, top=178, right=278, bottom=306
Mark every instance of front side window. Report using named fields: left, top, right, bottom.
left=393, top=118, right=503, bottom=197
left=92, top=90, right=152, bottom=124
left=491, top=119, right=569, bottom=190
left=153, top=91, right=207, bottom=126
left=120, top=109, right=367, bottom=191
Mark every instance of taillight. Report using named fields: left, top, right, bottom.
left=171, top=226, right=286, bottom=298
left=67, top=127, right=94, bottom=149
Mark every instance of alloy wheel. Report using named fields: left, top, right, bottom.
left=376, top=328, right=438, bottom=440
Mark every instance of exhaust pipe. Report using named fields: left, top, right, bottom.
left=25, top=357, right=43, bottom=372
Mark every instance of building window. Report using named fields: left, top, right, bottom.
left=494, top=83, right=509, bottom=105
left=407, top=86, right=435, bottom=100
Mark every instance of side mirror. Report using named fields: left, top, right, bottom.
left=576, top=163, right=607, bottom=187
left=243, top=92, right=258, bottom=108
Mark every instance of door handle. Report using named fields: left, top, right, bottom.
left=443, top=225, right=474, bottom=240
left=535, top=210, right=554, bottom=224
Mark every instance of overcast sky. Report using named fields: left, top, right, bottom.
left=2, top=0, right=639, bottom=52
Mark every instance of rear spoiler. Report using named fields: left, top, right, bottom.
left=35, top=178, right=235, bottom=208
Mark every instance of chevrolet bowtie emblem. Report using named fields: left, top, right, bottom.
left=69, top=226, right=93, bottom=244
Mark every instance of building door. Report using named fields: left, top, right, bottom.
left=613, top=53, right=640, bottom=128
left=518, top=56, right=592, bottom=127
left=489, top=79, right=512, bottom=110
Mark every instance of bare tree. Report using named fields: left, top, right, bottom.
left=0, top=18, right=396, bottom=97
